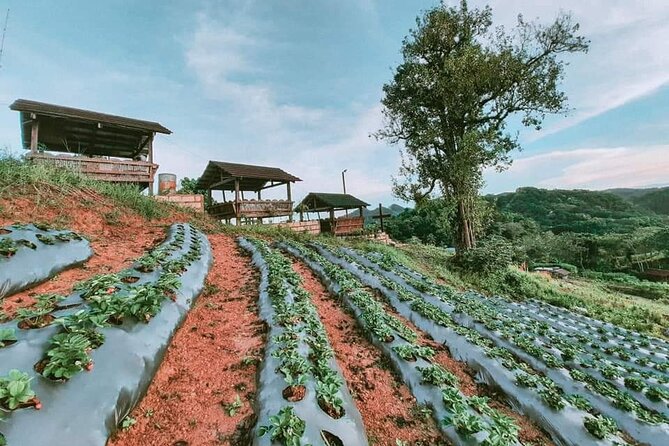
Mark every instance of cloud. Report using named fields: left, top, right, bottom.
left=182, top=5, right=398, bottom=204
left=463, top=1, right=669, bottom=140
left=486, top=145, right=669, bottom=191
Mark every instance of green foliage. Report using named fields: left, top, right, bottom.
left=258, top=407, right=306, bottom=446
left=223, top=394, right=243, bottom=416
left=121, top=416, right=137, bottom=431
left=629, top=187, right=669, bottom=216
left=584, top=415, right=617, bottom=439
left=42, top=332, right=92, bottom=380
left=0, top=369, right=36, bottom=410
left=0, top=154, right=166, bottom=220
left=452, top=236, right=515, bottom=274
left=490, top=187, right=661, bottom=234
left=0, top=328, right=17, bottom=347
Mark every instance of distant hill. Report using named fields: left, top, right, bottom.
left=608, top=187, right=669, bottom=216
left=349, top=204, right=409, bottom=223
left=488, top=187, right=663, bottom=235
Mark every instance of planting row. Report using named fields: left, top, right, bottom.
left=283, top=240, right=529, bottom=446
left=351, top=248, right=669, bottom=416
left=239, top=237, right=367, bottom=446
left=0, top=223, right=212, bottom=446
left=337, top=245, right=667, bottom=446
left=0, top=223, right=92, bottom=299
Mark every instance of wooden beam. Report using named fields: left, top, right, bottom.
left=147, top=134, right=154, bottom=196
left=130, top=134, right=152, bottom=158
left=209, top=177, right=236, bottom=189
left=258, top=180, right=283, bottom=191
left=287, top=182, right=293, bottom=222
left=30, top=118, right=39, bottom=153
left=235, top=178, right=240, bottom=224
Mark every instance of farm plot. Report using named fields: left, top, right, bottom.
left=0, top=223, right=212, bottom=446
left=283, top=240, right=531, bottom=446
left=239, top=237, right=367, bottom=446
left=0, top=223, right=92, bottom=299
left=327, top=244, right=667, bottom=446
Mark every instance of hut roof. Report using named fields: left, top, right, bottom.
left=296, top=192, right=369, bottom=212
left=195, top=161, right=301, bottom=191
left=10, top=99, right=171, bottom=158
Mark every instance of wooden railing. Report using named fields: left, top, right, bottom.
left=320, top=216, right=365, bottom=235
left=208, top=200, right=294, bottom=219
left=27, top=153, right=157, bottom=184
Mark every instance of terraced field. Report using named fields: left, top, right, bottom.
left=2, top=221, right=667, bottom=446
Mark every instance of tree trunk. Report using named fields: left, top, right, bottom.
left=456, top=196, right=476, bottom=251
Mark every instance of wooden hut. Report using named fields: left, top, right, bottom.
left=10, top=99, right=171, bottom=194
left=196, top=161, right=301, bottom=224
left=296, top=192, right=369, bottom=235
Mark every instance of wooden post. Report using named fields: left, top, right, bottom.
left=378, top=203, right=384, bottom=232
left=206, top=189, right=212, bottom=209
left=234, top=178, right=240, bottom=225
left=30, top=116, right=39, bottom=153
left=257, top=189, right=261, bottom=200
left=147, top=134, right=155, bottom=196
left=287, top=181, right=293, bottom=222
left=330, top=208, right=335, bottom=234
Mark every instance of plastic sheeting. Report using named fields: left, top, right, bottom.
left=326, top=246, right=634, bottom=446
left=238, top=238, right=368, bottom=446
left=282, top=243, right=526, bottom=446
left=0, top=224, right=212, bottom=446
left=0, top=224, right=93, bottom=299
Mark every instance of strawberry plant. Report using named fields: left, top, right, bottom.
left=316, top=380, right=344, bottom=418
left=0, top=328, right=17, bottom=347
left=223, top=394, right=243, bottom=416
left=449, top=411, right=484, bottom=436
left=75, top=273, right=121, bottom=299
left=623, top=376, right=646, bottom=392
left=258, top=406, right=306, bottom=446
left=0, top=369, right=36, bottom=410
left=42, top=332, right=92, bottom=380
left=584, top=415, right=617, bottom=439
left=35, top=233, right=55, bottom=245
left=418, top=364, right=458, bottom=387
left=0, top=238, right=18, bottom=257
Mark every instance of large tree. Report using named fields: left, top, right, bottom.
left=377, top=1, right=588, bottom=251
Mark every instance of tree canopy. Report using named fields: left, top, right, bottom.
left=377, top=0, right=588, bottom=250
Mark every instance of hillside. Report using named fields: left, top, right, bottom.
left=489, top=186, right=664, bottom=234
left=349, top=203, right=408, bottom=223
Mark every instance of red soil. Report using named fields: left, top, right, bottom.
left=108, top=234, right=265, bottom=446
left=0, top=193, right=187, bottom=317
left=292, top=260, right=449, bottom=446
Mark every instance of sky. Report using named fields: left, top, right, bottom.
left=0, top=0, right=667, bottom=206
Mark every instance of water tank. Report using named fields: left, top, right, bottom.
left=158, top=173, right=177, bottom=195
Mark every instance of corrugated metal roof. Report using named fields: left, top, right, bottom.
left=196, top=161, right=301, bottom=191
left=10, top=99, right=171, bottom=134
left=297, top=192, right=369, bottom=211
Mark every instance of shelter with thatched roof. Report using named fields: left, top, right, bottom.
left=10, top=99, right=171, bottom=193
left=196, top=161, right=301, bottom=223
left=296, top=192, right=369, bottom=235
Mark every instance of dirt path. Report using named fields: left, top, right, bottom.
left=109, top=234, right=264, bottom=446
left=292, top=260, right=449, bottom=446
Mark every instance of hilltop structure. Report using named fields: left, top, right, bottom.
left=196, top=161, right=301, bottom=224
left=296, top=192, right=369, bottom=235
left=10, top=99, right=171, bottom=194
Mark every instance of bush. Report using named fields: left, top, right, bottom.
left=452, top=236, right=515, bottom=275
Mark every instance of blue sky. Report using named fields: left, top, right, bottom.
left=0, top=0, right=668, bottom=206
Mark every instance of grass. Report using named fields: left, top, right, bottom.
left=0, top=154, right=168, bottom=220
